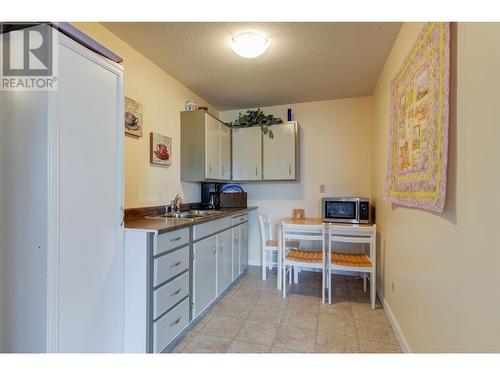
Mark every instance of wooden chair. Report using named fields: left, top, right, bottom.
left=282, top=222, right=326, bottom=303
left=327, top=224, right=377, bottom=309
left=258, top=214, right=299, bottom=281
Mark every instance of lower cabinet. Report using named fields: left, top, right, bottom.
left=193, top=235, right=217, bottom=317
left=240, top=222, right=249, bottom=272
left=232, top=225, right=241, bottom=278
left=124, top=212, right=251, bottom=352
left=124, top=228, right=190, bottom=353
left=217, top=228, right=233, bottom=295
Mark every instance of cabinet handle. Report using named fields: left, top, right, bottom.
left=170, top=236, right=182, bottom=242
left=169, top=317, right=182, bottom=327
left=220, top=244, right=224, bottom=252
left=120, top=206, right=124, bottom=226
left=289, top=165, right=292, bottom=175
left=208, top=163, right=212, bottom=174
left=170, top=288, right=182, bottom=297
left=212, top=244, right=216, bottom=255
left=255, top=166, right=258, bottom=177
left=169, top=261, right=182, bottom=268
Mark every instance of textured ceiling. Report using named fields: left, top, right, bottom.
left=102, top=22, right=402, bottom=110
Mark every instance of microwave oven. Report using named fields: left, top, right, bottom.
left=321, top=197, right=371, bottom=224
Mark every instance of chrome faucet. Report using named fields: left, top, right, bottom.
left=167, top=194, right=182, bottom=213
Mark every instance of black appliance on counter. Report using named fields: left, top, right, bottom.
left=200, top=182, right=222, bottom=209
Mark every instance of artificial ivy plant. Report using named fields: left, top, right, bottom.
left=228, top=109, right=283, bottom=139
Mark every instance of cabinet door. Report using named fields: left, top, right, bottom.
left=205, top=114, right=220, bottom=179
left=263, top=122, right=297, bottom=180
left=193, top=236, right=217, bottom=318
left=232, top=226, right=241, bottom=279
left=232, top=127, right=262, bottom=181
left=219, top=124, right=231, bottom=181
left=217, top=228, right=233, bottom=294
left=240, top=223, right=249, bottom=272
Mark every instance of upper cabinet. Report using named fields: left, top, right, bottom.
left=181, top=111, right=231, bottom=181
left=263, top=122, right=298, bottom=180
left=181, top=111, right=299, bottom=182
left=232, top=126, right=262, bottom=181
left=220, top=124, right=231, bottom=180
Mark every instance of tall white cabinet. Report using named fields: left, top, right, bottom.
left=0, top=27, right=124, bottom=352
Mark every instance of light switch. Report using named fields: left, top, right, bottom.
left=319, top=184, right=325, bottom=193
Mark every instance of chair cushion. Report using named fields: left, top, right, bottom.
left=266, top=240, right=300, bottom=249
left=285, top=249, right=323, bottom=263
left=331, top=252, right=372, bottom=267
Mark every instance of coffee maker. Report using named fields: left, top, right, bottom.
left=200, top=182, right=222, bottom=209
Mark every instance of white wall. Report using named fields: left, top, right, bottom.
left=220, top=97, right=373, bottom=265
left=371, top=23, right=500, bottom=352
left=73, top=23, right=219, bottom=209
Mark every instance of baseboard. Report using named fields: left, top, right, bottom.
left=376, top=289, right=411, bottom=353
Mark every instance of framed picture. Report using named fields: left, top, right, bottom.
left=124, top=97, right=143, bottom=137
left=150, top=132, right=172, bottom=166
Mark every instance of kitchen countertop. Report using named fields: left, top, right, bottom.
left=124, top=206, right=257, bottom=234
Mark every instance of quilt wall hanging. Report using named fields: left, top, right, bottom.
left=384, top=22, right=450, bottom=213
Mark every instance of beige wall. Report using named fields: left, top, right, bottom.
left=372, top=23, right=500, bottom=352
left=73, top=23, right=218, bottom=208
left=220, top=97, right=373, bottom=265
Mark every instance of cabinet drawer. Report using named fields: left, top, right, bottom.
left=155, top=228, right=189, bottom=255
left=153, top=272, right=189, bottom=319
left=193, top=217, right=231, bottom=241
left=154, top=245, right=189, bottom=287
left=154, top=298, right=189, bottom=353
left=232, top=214, right=248, bottom=225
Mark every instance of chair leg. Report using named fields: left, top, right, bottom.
left=321, top=267, right=325, bottom=304
left=282, top=265, right=287, bottom=298
left=363, top=273, right=367, bottom=293
left=288, top=266, right=292, bottom=285
left=268, top=251, right=272, bottom=271
left=328, top=270, right=332, bottom=304
left=262, top=249, right=267, bottom=281
left=370, top=272, right=376, bottom=309
left=293, top=266, right=299, bottom=284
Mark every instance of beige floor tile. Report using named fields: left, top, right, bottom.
left=274, top=326, right=316, bottom=352
left=227, top=340, right=272, bottom=353
left=199, top=315, right=245, bottom=339
left=318, top=302, right=353, bottom=320
left=257, top=293, right=288, bottom=308
left=270, top=344, right=312, bottom=353
left=235, top=319, right=278, bottom=346
left=247, top=305, right=284, bottom=327
left=358, top=339, right=401, bottom=353
left=287, top=295, right=320, bottom=313
left=317, top=316, right=357, bottom=337
left=355, top=319, right=399, bottom=345
left=211, top=300, right=254, bottom=319
left=182, top=334, right=232, bottom=353
left=281, top=309, right=318, bottom=331
left=315, top=334, right=359, bottom=353
left=353, top=308, right=391, bottom=325
left=350, top=301, right=382, bottom=314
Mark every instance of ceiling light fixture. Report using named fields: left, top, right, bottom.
left=230, top=32, right=270, bottom=59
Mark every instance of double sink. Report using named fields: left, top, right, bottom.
left=149, top=210, right=223, bottom=221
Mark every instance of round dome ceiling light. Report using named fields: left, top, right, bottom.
left=230, top=32, right=270, bottom=59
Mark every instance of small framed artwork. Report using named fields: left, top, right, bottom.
left=150, top=132, right=172, bottom=166
left=124, top=97, right=143, bottom=137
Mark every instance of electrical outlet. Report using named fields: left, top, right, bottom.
left=319, top=184, right=325, bottom=193
left=391, top=280, right=396, bottom=293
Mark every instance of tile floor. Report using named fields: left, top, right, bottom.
left=170, top=266, right=402, bottom=353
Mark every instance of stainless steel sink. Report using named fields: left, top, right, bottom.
left=162, top=210, right=222, bottom=219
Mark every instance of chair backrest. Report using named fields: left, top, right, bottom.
left=282, top=222, right=325, bottom=243
left=258, top=214, right=273, bottom=250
